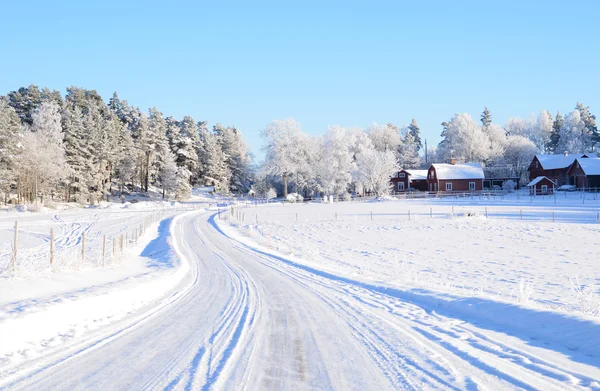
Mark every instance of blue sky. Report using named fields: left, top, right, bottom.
left=1, top=1, right=599, bottom=162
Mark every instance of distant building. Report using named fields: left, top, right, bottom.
left=427, top=161, right=485, bottom=192
left=390, top=169, right=428, bottom=192
left=528, top=153, right=595, bottom=186
left=526, top=176, right=555, bottom=195
left=566, top=157, right=600, bottom=188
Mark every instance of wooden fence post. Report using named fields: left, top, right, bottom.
left=50, top=228, right=54, bottom=266
left=485, top=207, right=488, bottom=218
left=120, top=234, right=123, bottom=253
left=113, top=238, right=116, bottom=256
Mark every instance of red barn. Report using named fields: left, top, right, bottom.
left=527, top=176, right=555, bottom=195
left=528, top=153, right=594, bottom=186
left=566, top=158, right=600, bottom=189
left=390, top=169, right=428, bottom=192
left=427, top=162, right=485, bottom=192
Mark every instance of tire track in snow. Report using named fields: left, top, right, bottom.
left=221, top=221, right=599, bottom=390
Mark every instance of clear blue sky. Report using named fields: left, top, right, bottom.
left=1, top=1, right=599, bottom=162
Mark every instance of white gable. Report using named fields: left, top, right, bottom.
left=431, top=163, right=484, bottom=180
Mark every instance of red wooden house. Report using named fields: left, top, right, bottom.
left=566, top=158, right=600, bottom=188
left=390, top=169, right=428, bottom=192
left=526, top=176, right=555, bottom=195
left=427, top=162, right=485, bottom=192
left=528, top=153, right=594, bottom=186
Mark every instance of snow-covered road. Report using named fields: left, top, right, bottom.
left=3, top=210, right=599, bottom=390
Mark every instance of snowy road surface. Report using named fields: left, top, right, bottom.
left=3, top=210, right=599, bottom=390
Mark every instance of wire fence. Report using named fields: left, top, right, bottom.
left=0, top=203, right=205, bottom=277
left=222, top=192, right=600, bottom=226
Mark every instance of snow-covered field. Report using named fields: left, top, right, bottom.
left=225, top=192, right=600, bottom=316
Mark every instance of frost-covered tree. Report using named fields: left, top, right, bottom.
left=203, top=130, right=230, bottom=192
left=557, top=110, right=592, bottom=153
left=179, top=116, right=201, bottom=182
left=317, top=125, right=354, bottom=196
left=437, top=113, right=490, bottom=163
left=215, top=124, right=252, bottom=193
left=575, top=102, right=598, bottom=145
left=506, top=111, right=552, bottom=153
left=158, top=150, right=178, bottom=199
left=479, top=123, right=507, bottom=164
left=407, top=118, right=422, bottom=151
left=503, top=135, right=536, bottom=181
left=0, top=101, right=22, bottom=201
left=398, top=127, right=420, bottom=168
left=352, top=146, right=398, bottom=197
left=368, top=122, right=401, bottom=153
left=261, top=118, right=307, bottom=198
left=20, top=101, right=70, bottom=201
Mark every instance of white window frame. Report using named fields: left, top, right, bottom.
left=469, top=182, right=475, bottom=190
left=398, top=182, right=405, bottom=191
left=446, top=183, right=452, bottom=191
left=541, top=185, right=548, bottom=193
left=399, top=172, right=406, bottom=178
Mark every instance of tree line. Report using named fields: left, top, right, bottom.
left=436, top=104, right=598, bottom=181
left=256, top=119, right=423, bottom=198
left=257, top=104, right=597, bottom=198
left=0, top=85, right=252, bottom=205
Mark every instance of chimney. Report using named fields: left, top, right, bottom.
left=450, top=158, right=457, bottom=165
left=564, top=151, right=569, bottom=157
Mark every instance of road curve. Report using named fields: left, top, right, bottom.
left=4, top=210, right=599, bottom=390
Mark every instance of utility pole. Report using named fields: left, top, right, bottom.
left=425, top=139, right=428, bottom=165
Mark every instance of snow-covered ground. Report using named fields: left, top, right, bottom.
left=225, top=191, right=600, bottom=316
left=0, top=200, right=211, bottom=376
left=2, top=190, right=600, bottom=390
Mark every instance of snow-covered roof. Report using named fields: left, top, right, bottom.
left=404, top=169, right=428, bottom=180
left=431, top=163, right=484, bottom=180
left=574, top=158, right=600, bottom=176
left=527, top=176, right=556, bottom=187
left=535, top=154, right=593, bottom=170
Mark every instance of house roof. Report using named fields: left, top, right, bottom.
left=527, top=176, right=556, bottom=187
left=573, top=158, right=600, bottom=176
left=431, top=163, right=484, bottom=180
left=535, top=154, right=593, bottom=170
left=403, top=169, right=428, bottom=180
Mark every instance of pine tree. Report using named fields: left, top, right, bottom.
left=180, top=116, right=201, bottom=182
left=0, top=101, right=22, bottom=201
left=7, top=84, right=42, bottom=125
left=575, top=102, right=598, bottom=144
left=203, top=130, right=230, bottom=192
left=547, top=112, right=563, bottom=153
left=481, top=107, right=492, bottom=129
left=407, top=118, right=423, bottom=151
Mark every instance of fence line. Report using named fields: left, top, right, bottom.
left=1, top=202, right=205, bottom=277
